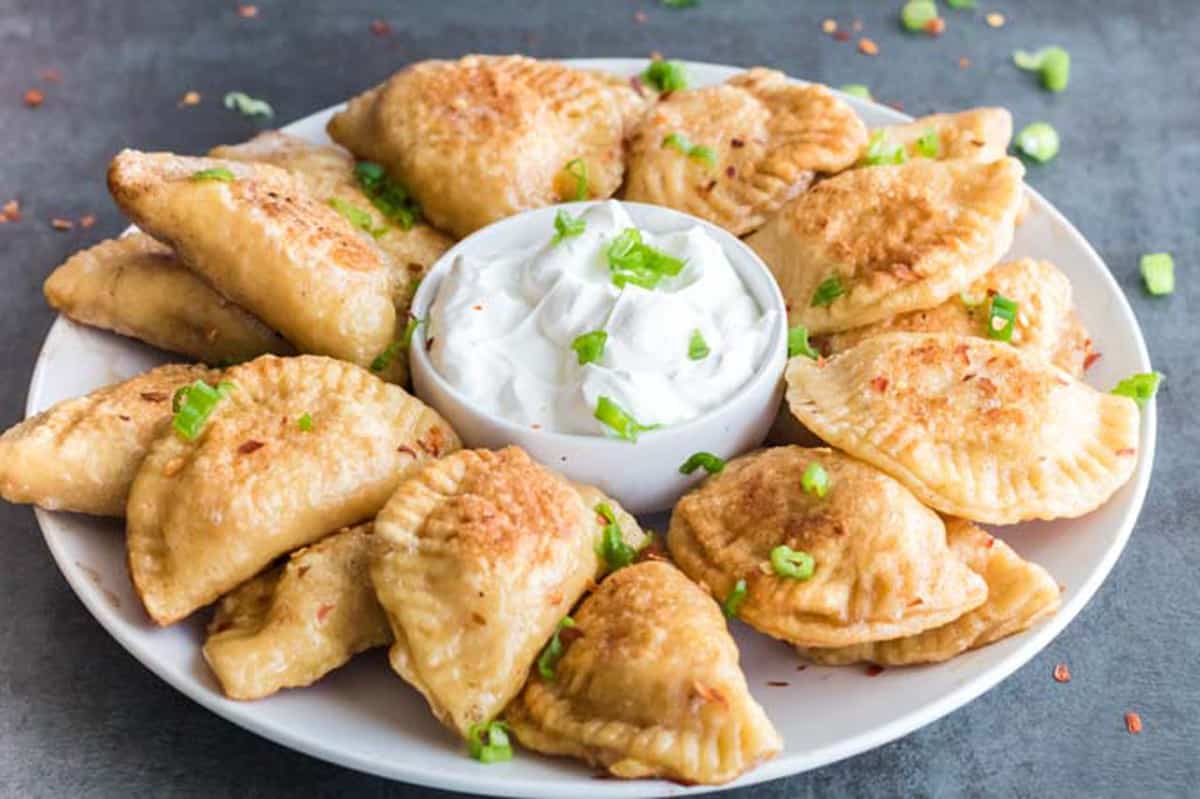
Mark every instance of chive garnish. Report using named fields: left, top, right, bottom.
left=190, top=167, right=236, bottom=183
left=770, top=545, right=816, bottom=580
left=679, top=451, right=725, bottom=475
left=466, top=721, right=513, bottom=764
left=571, top=330, right=607, bottom=365
left=564, top=158, right=588, bottom=201
left=722, top=578, right=748, bottom=618
left=606, top=228, right=685, bottom=290
left=811, top=276, right=846, bottom=308
left=641, top=59, right=688, bottom=93
left=986, top=294, right=1018, bottom=341
left=536, top=616, right=576, bottom=680
left=1015, top=122, right=1060, bottom=163
left=594, top=396, right=658, bottom=442
left=916, top=128, right=941, bottom=158
left=1140, top=253, right=1175, bottom=296
left=370, top=341, right=402, bottom=373
left=946, top=0, right=976, bottom=7
left=801, top=462, right=829, bottom=498
left=862, top=131, right=908, bottom=166
left=662, top=132, right=716, bottom=168
left=223, top=91, right=273, bottom=118
left=297, top=413, right=313, bottom=432
left=688, top=329, right=710, bottom=360
left=787, top=324, right=820, bottom=359
left=840, top=84, right=872, bottom=100
left=354, top=160, right=420, bottom=230
left=552, top=209, right=586, bottom=245
left=1111, top=372, right=1162, bottom=407
left=900, top=0, right=939, bottom=32
left=401, top=315, right=423, bottom=349
left=171, top=380, right=234, bottom=441
left=1013, top=47, right=1071, bottom=92
left=596, top=502, right=636, bottom=571
left=328, top=197, right=385, bottom=238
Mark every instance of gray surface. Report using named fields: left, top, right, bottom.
left=0, top=1, right=1196, bottom=796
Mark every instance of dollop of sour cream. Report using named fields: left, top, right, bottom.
left=427, top=201, right=776, bottom=437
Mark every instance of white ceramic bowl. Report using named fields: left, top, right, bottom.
left=407, top=200, right=788, bottom=514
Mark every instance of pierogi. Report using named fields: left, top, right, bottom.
left=868, top=107, right=1013, bottom=165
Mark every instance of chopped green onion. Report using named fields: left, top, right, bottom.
left=811, top=276, right=846, bottom=308
left=840, top=84, right=872, bottom=100
left=679, top=451, right=725, bottom=475
left=401, top=315, right=423, bottom=348
left=596, top=502, right=636, bottom=570
left=1140, top=253, right=1175, bottom=296
left=1013, top=47, right=1071, bottom=92
left=1014, top=122, right=1060, bottom=163
left=606, top=228, right=685, bottom=290
left=986, top=294, right=1018, bottom=341
left=297, top=413, right=313, bottom=432
left=801, top=462, right=829, bottom=498
left=552, top=209, right=586, bottom=245
left=190, top=167, right=236, bottom=183
left=370, top=341, right=402, bottom=373
left=641, top=59, right=688, bottom=93
left=354, top=161, right=420, bottom=230
left=564, top=158, right=589, bottom=201
left=946, top=0, right=976, bottom=7
left=223, top=91, right=273, bottom=118
left=916, top=128, right=941, bottom=158
left=900, top=0, right=939, bottom=32
left=571, top=330, right=607, bottom=365
left=536, top=616, right=576, bottom=680
left=1111, top=372, right=1162, bottom=407
left=688, top=329, right=710, bottom=360
left=594, top=396, right=657, bottom=442
left=688, top=145, right=717, bottom=168
left=328, top=197, right=385, bottom=238
left=770, top=545, right=815, bottom=580
left=171, top=380, right=234, bottom=441
left=722, top=578, right=748, bottom=618
left=787, top=324, right=820, bottom=359
left=862, top=131, right=908, bottom=166
left=662, top=133, right=717, bottom=168
left=467, top=721, right=513, bottom=763
left=661, top=0, right=699, bottom=7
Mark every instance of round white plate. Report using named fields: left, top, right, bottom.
left=26, top=60, right=1155, bottom=797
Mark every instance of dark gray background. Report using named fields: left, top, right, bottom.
left=1, top=1, right=1196, bottom=797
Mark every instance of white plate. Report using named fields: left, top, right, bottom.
left=26, top=60, right=1155, bottom=797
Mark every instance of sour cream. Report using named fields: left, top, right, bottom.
left=427, top=201, right=777, bottom=437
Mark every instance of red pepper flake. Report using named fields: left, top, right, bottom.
left=369, top=19, right=392, bottom=36
left=24, top=89, right=44, bottom=108
left=531, top=423, right=542, bottom=430
left=1124, top=711, right=1143, bottom=734
left=179, top=90, right=201, bottom=107
left=1116, top=448, right=1137, bottom=457
left=833, top=30, right=851, bottom=42
left=704, top=179, right=717, bottom=192
left=236, top=4, right=259, bottom=18
left=140, top=391, right=168, bottom=402
left=2, top=200, right=20, bottom=222
left=796, top=664, right=808, bottom=671
left=985, top=536, right=995, bottom=548
left=924, top=17, right=946, bottom=36
left=1053, top=662, right=1071, bottom=683
left=766, top=681, right=790, bottom=687
left=865, top=665, right=885, bottom=677
left=79, top=214, right=96, bottom=228
left=858, top=38, right=879, bottom=56
left=50, top=217, right=74, bottom=231
left=725, top=165, right=736, bottom=178
left=39, top=68, right=62, bottom=83
left=472, top=304, right=483, bottom=311
left=316, top=603, right=335, bottom=622
left=821, top=19, right=837, bottom=34
left=1084, top=351, right=1102, bottom=371
left=118, top=414, right=131, bottom=422
left=634, top=10, right=648, bottom=23
left=958, top=56, right=972, bottom=69
left=730, top=137, right=745, bottom=148
left=870, top=376, right=889, bottom=393
left=397, top=444, right=417, bottom=457
left=237, top=440, right=265, bottom=455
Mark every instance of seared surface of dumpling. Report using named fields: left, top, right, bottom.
left=819, top=259, right=1093, bottom=376
left=868, top=107, right=1013, bottom=164
left=328, top=55, right=641, bottom=237
left=799, top=518, right=1061, bottom=665
left=623, top=68, right=866, bottom=236
left=370, top=446, right=647, bottom=737
left=506, top=560, right=781, bottom=785
left=0, top=364, right=216, bottom=516
left=127, top=355, right=458, bottom=625
left=669, top=447, right=986, bottom=647
left=44, top=233, right=290, bottom=364
left=107, top=150, right=396, bottom=368
left=746, top=157, right=1025, bottom=333
left=785, top=333, right=1141, bottom=523
left=203, top=523, right=392, bottom=700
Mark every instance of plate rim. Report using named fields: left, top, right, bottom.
left=25, top=57, right=1156, bottom=798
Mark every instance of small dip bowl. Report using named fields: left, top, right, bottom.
left=409, top=200, right=788, bottom=514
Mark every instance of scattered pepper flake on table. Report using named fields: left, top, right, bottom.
left=79, top=214, right=96, bottom=228
left=179, top=90, right=201, bottom=107
left=925, top=17, right=946, bottom=36
left=1053, top=662, right=1071, bottom=683
left=833, top=30, right=851, bottom=42
left=986, top=12, right=1006, bottom=27
left=1124, top=711, right=1143, bottom=734
left=858, top=37, right=879, bottom=56
left=23, top=89, right=44, bottom=108
left=959, top=56, right=972, bottom=69
left=369, top=19, right=391, bottom=36
left=822, top=18, right=837, bottom=34
left=2, top=200, right=21, bottom=222
left=236, top=4, right=258, bottom=18
left=50, top=217, right=74, bottom=231
left=865, top=665, right=885, bottom=677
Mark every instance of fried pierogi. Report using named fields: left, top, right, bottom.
left=107, top=150, right=396, bottom=368
left=869, top=107, right=1013, bottom=164
left=127, top=355, right=458, bottom=625
left=623, top=68, right=866, bottom=236
left=0, top=364, right=217, bottom=516
left=43, top=234, right=290, bottom=364
left=328, top=55, right=643, bottom=237
left=819, top=259, right=1093, bottom=376
left=669, top=447, right=986, bottom=647
left=370, top=446, right=648, bottom=737
left=785, top=333, right=1141, bottom=524
left=746, top=157, right=1025, bottom=334
left=799, top=518, right=1061, bottom=665
left=506, top=560, right=781, bottom=785
left=203, top=523, right=392, bottom=700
